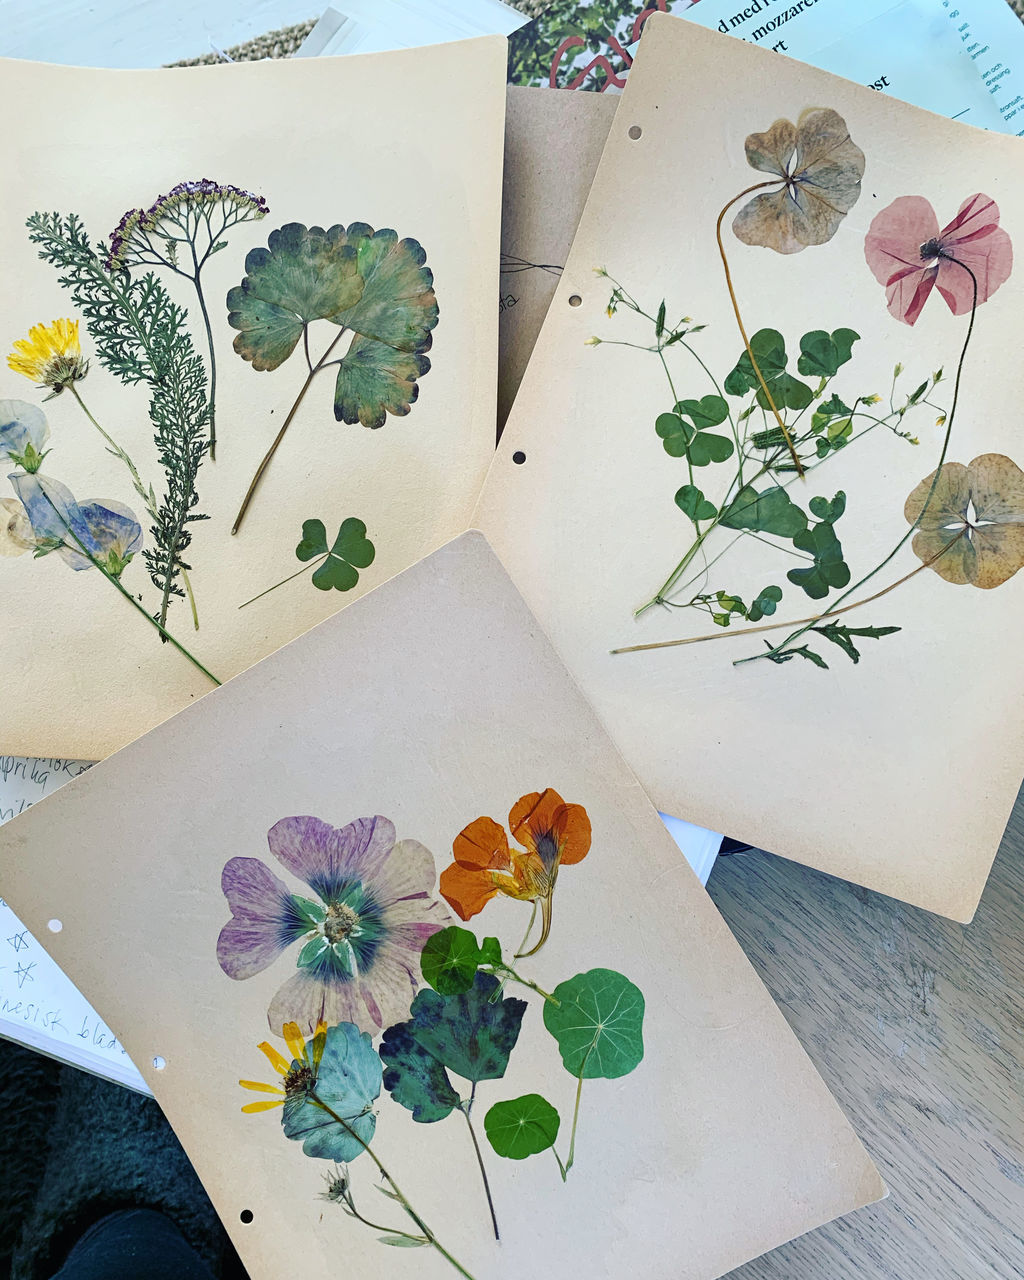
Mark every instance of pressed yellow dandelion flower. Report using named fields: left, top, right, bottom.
left=7, top=319, right=88, bottom=395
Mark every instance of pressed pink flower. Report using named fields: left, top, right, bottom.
left=864, top=193, right=1012, bottom=326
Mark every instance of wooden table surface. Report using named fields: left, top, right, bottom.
left=708, top=785, right=1024, bottom=1280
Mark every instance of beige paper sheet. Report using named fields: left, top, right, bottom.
left=498, top=87, right=617, bottom=434
left=0, top=39, right=505, bottom=759
left=477, top=14, right=1024, bottom=922
left=0, top=533, right=881, bottom=1279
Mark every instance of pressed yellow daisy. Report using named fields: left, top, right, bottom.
left=7, top=318, right=88, bottom=394
left=239, top=1019, right=326, bottom=1114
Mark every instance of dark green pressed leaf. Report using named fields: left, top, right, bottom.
left=227, top=223, right=364, bottom=371
left=788, top=519, right=851, bottom=600
left=380, top=972, right=527, bottom=1123
left=724, top=329, right=788, bottom=396
left=378, top=1236, right=427, bottom=1248
left=675, top=484, right=718, bottom=523
left=305, top=517, right=375, bottom=593
left=811, top=392, right=853, bottom=435
left=478, top=937, right=502, bottom=968
left=655, top=300, right=666, bottom=337
left=747, top=584, right=783, bottom=621
left=687, top=431, right=735, bottom=467
left=281, top=1023, right=381, bottom=1160
left=808, top=491, right=847, bottom=523
left=334, top=335, right=430, bottom=428
left=720, top=485, right=808, bottom=537
left=757, top=371, right=813, bottom=412
left=296, top=518, right=329, bottom=561
left=655, top=412, right=692, bottom=458
left=810, top=623, right=901, bottom=664
left=796, top=328, right=860, bottom=378
left=543, top=968, right=645, bottom=1080
left=485, top=1094, right=561, bottom=1160
left=675, top=395, right=729, bottom=430
left=762, top=642, right=829, bottom=669
left=421, top=926, right=481, bottom=996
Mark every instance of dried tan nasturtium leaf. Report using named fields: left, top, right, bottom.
left=732, top=107, right=866, bottom=255
left=904, top=453, right=1024, bottom=589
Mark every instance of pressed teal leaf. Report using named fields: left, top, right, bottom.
left=720, top=485, right=808, bottom=537
left=281, top=1022, right=381, bottom=1161
left=674, top=484, right=718, bottom=523
left=543, top=968, right=644, bottom=1080
left=380, top=972, right=527, bottom=1122
left=333, top=335, right=430, bottom=428
left=227, top=223, right=364, bottom=371
left=485, top=1094, right=560, bottom=1160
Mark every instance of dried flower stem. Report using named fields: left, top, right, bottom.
left=716, top=181, right=804, bottom=475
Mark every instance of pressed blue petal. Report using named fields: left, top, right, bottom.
left=10, top=471, right=95, bottom=555
left=0, top=400, right=49, bottom=461
left=282, top=1022, right=383, bottom=1161
left=58, top=499, right=143, bottom=572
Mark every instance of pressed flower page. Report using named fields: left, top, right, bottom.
left=476, top=13, right=1024, bottom=923
left=0, top=40, right=504, bottom=759
left=0, top=534, right=882, bottom=1280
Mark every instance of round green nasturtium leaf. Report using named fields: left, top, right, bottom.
left=421, top=926, right=482, bottom=995
left=485, top=1094, right=561, bottom=1160
left=543, top=968, right=645, bottom=1080
left=226, top=223, right=364, bottom=371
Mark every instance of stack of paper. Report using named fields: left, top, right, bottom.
left=1, top=7, right=1022, bottom=1278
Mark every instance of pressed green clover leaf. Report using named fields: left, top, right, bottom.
left=543, top=968, right=645, bottom=1080
left=724, top=329, right=813, bottom=411
left=421, top=926, right=502, bottom=996
left=295, top=517, right=375, bottom=592
left=747, top=584, right=783, bottom=622
left=227, top=223, right=364, bottom=371
left=656, top=396, right=734, bottom=466
left=720, top=485, right=808, bottom=537
left=787, top=497, right=850, bottom=600
left=485, top=1094, right=561, bottom=1160
left=796, top=328, right=859, bottom=378
left=675, top=484, right=718, bottom=523
left=282, top=1022, right=381, bottom=1161
left=380, top=972, right=527, bottom=1122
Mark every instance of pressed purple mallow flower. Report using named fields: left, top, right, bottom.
left=217, top=815, right=448, bottom=1037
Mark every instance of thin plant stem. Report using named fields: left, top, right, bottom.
left=463, top=1083, right=500, bottom=1241
left=716, top=181, right=804, bottom=474
left=610, top=532, right=963, bottom=654
left=309, top=1092, right=477, bottom=1280
left=238, top=558, right=321, bottom=609
left=564, top=1068, right=586, bottom=1176
left=232, top=327, right=348, bottom=535
left=513, top=899, right=539, bottom=959
left=551, top=1146, right=568, bottom=1183
left=342, top=1196, right=426, bottom=1242
left=36, top=488, right=220, bottom=685
left=194, top=280, right=218, bottom=460
left=737, top=259, right=978, bottom=668
left=497, top=964, right=560, bottom=1007
left=69, top=385, right=201, bottom=629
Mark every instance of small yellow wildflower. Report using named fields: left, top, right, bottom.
left=239, top=1020, right=326, bottom=1114
left=7, top=319, right=88, bottom=394
left=862, top=393, right=882, bottom=405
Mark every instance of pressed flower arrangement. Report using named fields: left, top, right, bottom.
left=218, top=797, right=645, bottom=1277
left=3, top=182, right=437, bottom=684
left=592, top=107, right=1021, bottom=669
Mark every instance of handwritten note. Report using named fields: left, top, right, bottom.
left=0, top=754, right=148, bottom=1093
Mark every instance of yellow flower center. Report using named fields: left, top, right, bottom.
left=323, top=901, right=359, bottom=943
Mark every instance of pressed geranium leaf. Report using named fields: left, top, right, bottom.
left=227, top=223, right=364, bottom=371
left=333, top=225, right=438, bottom=353
left=485, top=1094, right=560, bottom=1160
left=543, top=968, right=644, bottom=1080
left=675, top=484, right=718, bottom=523
left=380, top=972, right=527, bottom=1122
left=282, top=1022, right=382, bottom=1161
left=797, top=328, right=859, bottom=378
left=720, top=485, right=808, bottom=538
left=333, top=335, right=431, bottom=428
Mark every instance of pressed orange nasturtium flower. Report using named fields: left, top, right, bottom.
left=439, top=789, right=591, bottom=958
left=239, top=1019, right=326, bottom=1114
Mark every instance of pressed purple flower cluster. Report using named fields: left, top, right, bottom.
left=106, top=179, right=269, bottom=272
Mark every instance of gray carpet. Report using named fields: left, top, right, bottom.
left=0, top=1038, right=240, bottom=1280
